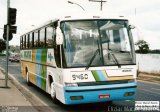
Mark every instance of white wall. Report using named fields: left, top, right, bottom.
left=136, top=54, right=160, bottom=74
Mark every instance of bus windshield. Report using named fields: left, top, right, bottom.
left=61, top=20, right=135, bottom=68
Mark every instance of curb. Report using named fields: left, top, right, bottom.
left=138, top=80, right=160, bottom=85
left=137, top=74, right=160, bottom=84
left=0, top=68, right=53, bottom=112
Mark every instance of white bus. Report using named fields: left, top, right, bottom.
left=20, top=15, right=137, bottom=105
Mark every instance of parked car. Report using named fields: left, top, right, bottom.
left=9, top=54, right=20, bottom=62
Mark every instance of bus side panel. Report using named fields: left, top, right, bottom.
left=20, top=50, right=27, bottom=79
left=27, top=49, right=36, bottom=85
left=35, top=49, right=42, bottom=88
left=46, top=49, right=58, bottom=93
left=29, top=62, right=36, bottom=85
left=21, top=50, right=36, bottom=84
left=28, top=49, right=36, bottom=85
left=21, top=61, right=26, bottom=79
left=41, top=48, right=47, bottom=91
left=46, top=48, right=65, bottom=102
left=34, top=49, right=47, bottom=91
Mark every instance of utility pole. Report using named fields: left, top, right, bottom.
left=5, top=0, right=10, bottom=88
left=4, top=0, right=17, bottom=87
left=89, top=0, right=107, bottom=11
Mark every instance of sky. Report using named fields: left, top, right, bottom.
left=0, top=0, right=160, bottom=49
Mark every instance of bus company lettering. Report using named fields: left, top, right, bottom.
left=122, top=69, right=132, bottom=72
left=72, top=74, right=88, bottom=80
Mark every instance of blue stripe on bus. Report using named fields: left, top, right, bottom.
left=36, top=64, right=41, bottom=88
left=36, top=49, right=42, bottom=88
left=97, top=71, right=107, bottom=81
left=36, top=49, right=42, bottom=63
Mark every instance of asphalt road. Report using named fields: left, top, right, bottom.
left=0, top=60, right=160, bottom=112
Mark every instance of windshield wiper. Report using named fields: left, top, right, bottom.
left=108, top=49, right=121, bottom=68
left=85, top=49, right=100, bottom=70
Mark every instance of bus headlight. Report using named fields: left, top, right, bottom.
left=65, top=83, right=78, bottom=87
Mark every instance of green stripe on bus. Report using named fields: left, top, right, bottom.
left=91, top=71, right=101, bottom=81
left=41, top=48, right=47, bottom=65
left=41, top=48, right=47, bottom=79
left=41, top=48, right=47, bottom=91
left=41, top=77, right=46, bottom=91
left=41, top=65, right=46, bottom=91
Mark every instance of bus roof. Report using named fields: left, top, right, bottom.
left=59, top=14, right=127, bottom=22
left=21, top=13, right=128, bottom=36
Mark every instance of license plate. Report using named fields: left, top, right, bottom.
left=99, top=94, right=110, bottom=99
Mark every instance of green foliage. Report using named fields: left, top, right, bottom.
left=9, top=45, right=20, bottom=53
left=135, top=40, right=149, bottom=54
left=0, top=39, right=6, bottom=53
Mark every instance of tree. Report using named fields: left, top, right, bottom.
left=9, top=45, right=20, bottom=53
left=135, top=40, right=149, bottom=54
left=0, top=39, right=6, bottom=53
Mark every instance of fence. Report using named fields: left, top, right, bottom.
left=136, top=54, right=160, bottom=74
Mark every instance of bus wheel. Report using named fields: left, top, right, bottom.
left=51, top=82, right=58, bottom=103
left=27, top=72, right=31, bottom=86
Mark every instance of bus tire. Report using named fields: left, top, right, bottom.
left=51, top=82, right=58, bottom=104
left=27, top=72, right=32, bottom=86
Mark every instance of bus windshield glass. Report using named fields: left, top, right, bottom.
left=61, top=20, right=135, bottom=67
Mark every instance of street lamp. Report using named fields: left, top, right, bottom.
left=68, top=1, right=85, bottom=11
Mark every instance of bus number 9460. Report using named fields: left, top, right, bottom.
left=72, top=74, right=88, bottom=80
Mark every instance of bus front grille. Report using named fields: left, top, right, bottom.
left=77, top=79, right=134, bottom=86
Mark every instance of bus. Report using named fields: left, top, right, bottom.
left=20, top=15, right=137, bottom=105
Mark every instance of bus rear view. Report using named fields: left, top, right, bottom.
left=59, top=18, right=137, bottom=104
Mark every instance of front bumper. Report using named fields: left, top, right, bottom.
left=64, top=82, right=137, bottom=104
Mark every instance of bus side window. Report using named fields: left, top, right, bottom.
left=46, top=27, right=54, bottom=48
left=39, top=28, right=45, bottom=47
left=26, top=34, right=30, bottom=49
left=34, top=30, right=39, bottom=48
left=53, top=28, right=56, bottom=46
left=29, top=32, right=33, bottom=48
left=26, top=35, right=28, bottom=49
left=23, top=35, right=26, bottom=49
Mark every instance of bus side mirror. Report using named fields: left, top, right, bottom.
left=56, top=28, right=63, bottom=45
left=129, top=25, right=136, bottom=29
